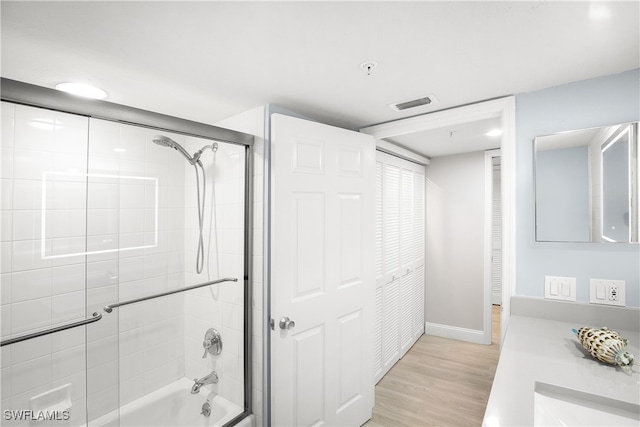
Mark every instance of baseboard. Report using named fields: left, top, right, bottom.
left=425, top=322, right=489, bottom=345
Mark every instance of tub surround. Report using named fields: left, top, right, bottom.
left=483, top=296, right=640, bottom=426
left=95, top=377, right=242, bottom=427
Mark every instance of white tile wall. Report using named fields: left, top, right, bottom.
left=1, top=102, right=253, bottom=425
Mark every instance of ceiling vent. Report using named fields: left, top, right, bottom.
left=389, top=94, right=439, bottom=111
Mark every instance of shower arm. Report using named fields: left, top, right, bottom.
left=103, top=277, right=238, bottom=313
left=192, top=142, right=218, bottom=164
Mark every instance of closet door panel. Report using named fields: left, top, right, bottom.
left=414, top=171, right=425, bottom=262
left=383, top=164, right=400, bottom=278
left=374, top=161, right=384, bottom=381
left=375, top=161, right=384, bottom=283
left=399, top=272, right=413, bottom=353
left=413, top=264, right=425, bottom=338
left=374, top=285, right=383, bottom=381
left=382, top=278, right=400, bottom=370
left=401, top=168, right=414, bottom=272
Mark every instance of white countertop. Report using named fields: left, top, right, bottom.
left=483, top=315, right=640, bottom=426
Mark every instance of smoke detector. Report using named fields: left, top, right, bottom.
left=389, top=94, right=439, bottom=111
left=360, top=61, right=378, bottom=76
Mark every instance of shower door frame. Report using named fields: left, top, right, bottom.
left=1, top=78, right=255, bottom=427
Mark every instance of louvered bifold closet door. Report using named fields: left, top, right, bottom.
left=374, top=161, right=384, bottom=380
left=413, top=171, right=426, bottom=339
left=399, top=168, right=414, bottom=354
left=413, top=264, right=425, bottom=338
left=381, top=162, right=401, bottom=375
left=384, top=164, right=401, bottom=278
left=374, top=151, right=426, bottom=383
left=491, top=163, right=502, bottom=305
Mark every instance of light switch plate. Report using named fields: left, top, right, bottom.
left=589, top=279, right=626, bottom=306
left=544, top=276, right=576, bottom=301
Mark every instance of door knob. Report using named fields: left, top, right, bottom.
left=279, top=317, right=295, bottom=330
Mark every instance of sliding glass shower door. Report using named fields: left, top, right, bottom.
left=1, top=100, right=249, bottom=427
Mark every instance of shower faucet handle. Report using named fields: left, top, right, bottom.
left=201, top=328, right=222, bottom=358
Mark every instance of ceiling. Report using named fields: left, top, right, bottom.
left=385, top=116, right=503, bottom=158
left=1, top=1, right=638, bottom=157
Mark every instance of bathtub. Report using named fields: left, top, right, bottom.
left=93, top=378, right=244, bottom=427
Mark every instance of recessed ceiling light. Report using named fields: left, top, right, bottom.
left=55, top=82, right=107, bottom=99
left=589, top=3, right=611, bottom=20
left=486, top=129, right=503, bottom=137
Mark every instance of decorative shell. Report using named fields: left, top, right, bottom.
left=573, top=326, right=635, bottom=374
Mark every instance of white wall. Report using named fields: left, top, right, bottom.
left=425, top=151, right=486, bottom=333
left=516, top=68, right=640, bottom=307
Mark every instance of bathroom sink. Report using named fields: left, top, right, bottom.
left=534, top=382, right=640, bottom=426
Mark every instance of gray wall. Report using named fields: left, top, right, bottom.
left=516, top=68, right=640, bottom=307
left=425, top=151, right=485, bottom=331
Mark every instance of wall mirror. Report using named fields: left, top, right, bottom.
left=534, top=122, right=638, bottom=243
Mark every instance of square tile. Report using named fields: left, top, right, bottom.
left=52, top=291, right=85, bottom=324
left=11, top=268, right=51, bottom=303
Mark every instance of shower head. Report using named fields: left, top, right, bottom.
left=152, top=135, right=174, bottom=148
left=152, top=135, right=196, bottom=164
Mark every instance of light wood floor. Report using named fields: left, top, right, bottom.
left=364, top=306, right=501, bottom=427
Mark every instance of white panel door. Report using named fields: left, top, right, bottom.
left=271, top=114, right=375, bottom=427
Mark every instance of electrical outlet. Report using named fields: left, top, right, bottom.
left=589, top=279, right=625, bottom=306
left=544, top=276, right=576, bottom=301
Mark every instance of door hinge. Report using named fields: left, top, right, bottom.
left=270, top=318, right=275, bottom=330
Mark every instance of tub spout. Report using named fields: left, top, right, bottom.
left=191, top=371, right=219, bottom=394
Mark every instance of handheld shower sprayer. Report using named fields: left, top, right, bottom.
left=152, top=135, right=196, bottom=164
left=152, top=135, right=218, bottom=166
left=152, top=135, right=220, bottom=274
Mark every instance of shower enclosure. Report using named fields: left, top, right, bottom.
left=0, top=79, right=253, bottom=426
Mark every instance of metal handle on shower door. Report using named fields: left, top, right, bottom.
left=279, top=317, right=295, bottom=330
left=0, top=312, right=102, bottom=347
